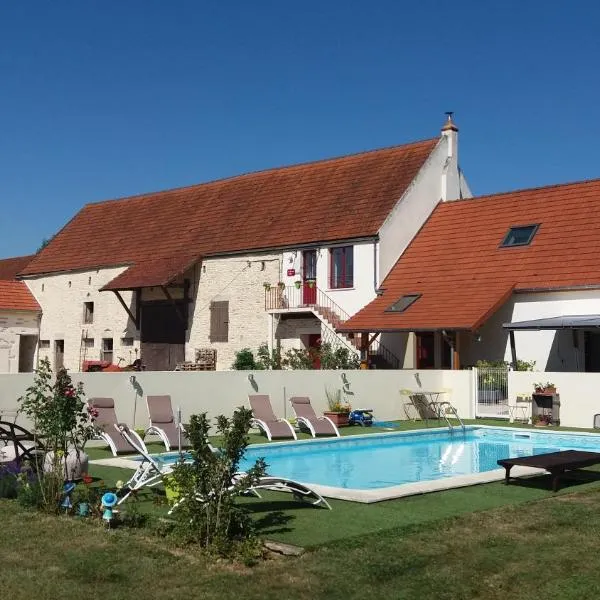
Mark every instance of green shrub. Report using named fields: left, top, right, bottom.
left=168, top=408, right=267, bottom=557
left=231, top=348, right=258, bottom=370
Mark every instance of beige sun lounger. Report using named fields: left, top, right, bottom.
left=88, top=397, right=148, bottom=456
left=145, top=395, right=190, bottom=452
left=289, top=396, right=340, bottom=437
left=249, top=394, right=296, bottom=441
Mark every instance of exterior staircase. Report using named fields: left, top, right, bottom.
left=265, top=285, right=401, bottom=369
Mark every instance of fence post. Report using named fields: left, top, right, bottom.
left=472, top=367, right=478, bottom=419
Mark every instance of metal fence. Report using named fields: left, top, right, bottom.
left=475, top=366, right=509, bottom=418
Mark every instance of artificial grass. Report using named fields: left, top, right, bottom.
left=84, top=418, right=600, bottom=548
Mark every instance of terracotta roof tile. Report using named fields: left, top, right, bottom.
left=340, top=178, right=600, bottom=332
left=19, top=139, right=439, bottom=288
left=0, top=255, right=35, bottom=281
left=0, top=281, right=40, bottom=312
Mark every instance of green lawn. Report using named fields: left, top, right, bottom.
left=4, top=484, right=600, bottom=599
left=3, top=418, right=599, bottom=599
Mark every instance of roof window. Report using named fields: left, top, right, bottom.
left=385, top=293, right=421, bottom=313
left=500, top=224, right=539, bottom=247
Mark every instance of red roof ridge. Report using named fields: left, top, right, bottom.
left=446, top=175, right=600, bottom=206
left=83, top=137, right=439, bottom=209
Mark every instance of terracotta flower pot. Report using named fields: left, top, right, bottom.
left=323, top=411, right=350, bottom=427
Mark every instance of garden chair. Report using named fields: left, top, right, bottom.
left=145, top=395, right=190, bottom=451
left=400, top=390, right=439, bottom=423
left=289, top=396, right=340, bottom=438
left=0, top=420, right=45, bottom=467
left=248, top=395, right=297, bottom=441
left=88, top=397, right=147, bottom=456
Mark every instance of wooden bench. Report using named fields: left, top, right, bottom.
left=498, top=450, right=600, bottom=492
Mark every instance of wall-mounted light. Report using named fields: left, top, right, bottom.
left=474, top=333, right=482, bottom=343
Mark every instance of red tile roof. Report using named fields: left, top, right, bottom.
left=0, top=255, right=35, bottom=280
left=0, top=281, right=40, bottom=312
left=19, top=139, right=439, bottom=289
left=339, top=178, right=600, bottom=332
left=0, top=255, right=40, bottom=312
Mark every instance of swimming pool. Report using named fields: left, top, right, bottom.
left=132, top=426, right=600, bottom=502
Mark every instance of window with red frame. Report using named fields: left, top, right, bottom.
left=329, top=246, right=354, bottom=289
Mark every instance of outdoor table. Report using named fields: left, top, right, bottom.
left=497, top=450, right=600, bottom=492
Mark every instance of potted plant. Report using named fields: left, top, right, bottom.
left=263, top=282, right=271, bottom=291
left=277, top=281, right=286, bottom=290
left=323, top=387, right=351, bottom=427
left=294, top=280, right=302, bottom=289
left=543, top=382, right=556, bottom=394
left=533, top=382, right=545, bottom=394
left=307, top=279, right=316, bottom=288
left=73, top=481, right=95, bottom=516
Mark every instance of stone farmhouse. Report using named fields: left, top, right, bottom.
left=2, top=116, right=468, bottom=372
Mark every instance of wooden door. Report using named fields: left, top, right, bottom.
left=302, top=250, right=317, bottom=305
left=54, top=340, right=65, bottom=370
left=416, top=332, right=435, bottom=369
left=307, top=333, right=322, bottom=369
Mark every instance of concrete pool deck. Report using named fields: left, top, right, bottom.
left=89, top=425, right=600, bottom=503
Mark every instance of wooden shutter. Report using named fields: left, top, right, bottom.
left=210, top=301, right=229, bottom=342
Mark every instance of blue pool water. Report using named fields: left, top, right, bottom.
left=154, top=427, right=600, bottom=490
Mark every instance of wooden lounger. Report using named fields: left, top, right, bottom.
left=497, top=450, right=600, bottom=492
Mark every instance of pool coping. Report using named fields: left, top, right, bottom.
left=90, top=424, right=600, bottom=503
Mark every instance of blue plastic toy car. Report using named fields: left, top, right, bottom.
left=348, top=408, right=374, bottom=426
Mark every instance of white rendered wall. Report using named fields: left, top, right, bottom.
left=281, top=241, right=377, bottom=317
left=378, top=133, right=471, bottom=282
left=0, top=310, right=39, bottom=373
left=0, top=368, right=475, bottom=431
left=461, top=290, right=600, bottom=371
left=24, top=268, right=140, bottom=372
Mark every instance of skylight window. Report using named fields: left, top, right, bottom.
left=385, top=293, right=421, bottom=313
left=500, top=224, right=539, bottom=248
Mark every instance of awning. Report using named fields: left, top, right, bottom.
left=503, top=315, right=600, bottom=331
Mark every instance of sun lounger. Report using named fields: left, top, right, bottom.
left=248, top=394, right=296, bottom=441
left=88, top=397, right=147, bottom=457
left=289, top=396, right=340, bottom=438
left=115, top=424, right=173, bottom=504
left=115, top=423, right=331, bottom=510
left=145, top=395, right=190, bottom=451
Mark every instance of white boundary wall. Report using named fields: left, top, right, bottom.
left=0, top=369, right=475, bottom=430
left=509, top=371, right=600, bottom=429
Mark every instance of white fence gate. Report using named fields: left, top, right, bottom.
left=475, top=366, right=509, bottom=418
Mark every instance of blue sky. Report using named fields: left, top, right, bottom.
left=1, top=1, right=599, bottom=257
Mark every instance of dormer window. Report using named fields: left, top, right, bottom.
left=385, top=293, right=421, bottom=313
left=500, top=224, right=539, bottom=247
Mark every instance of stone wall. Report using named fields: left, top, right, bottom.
left=0, top=310, right=39, bottom=373
left=24, top=267, right=140, bottom=372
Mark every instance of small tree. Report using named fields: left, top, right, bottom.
left=18, top=358, right=96, bottom=510
left=169, top=409, right=266, bottom=556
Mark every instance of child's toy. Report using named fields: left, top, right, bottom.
left=348, top=408, right=374, bottom=426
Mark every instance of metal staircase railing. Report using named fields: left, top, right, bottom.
left=264, top=285, right=401, bottom=368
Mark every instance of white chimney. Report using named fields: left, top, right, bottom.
left=440, top=112, right=460, bottom=201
